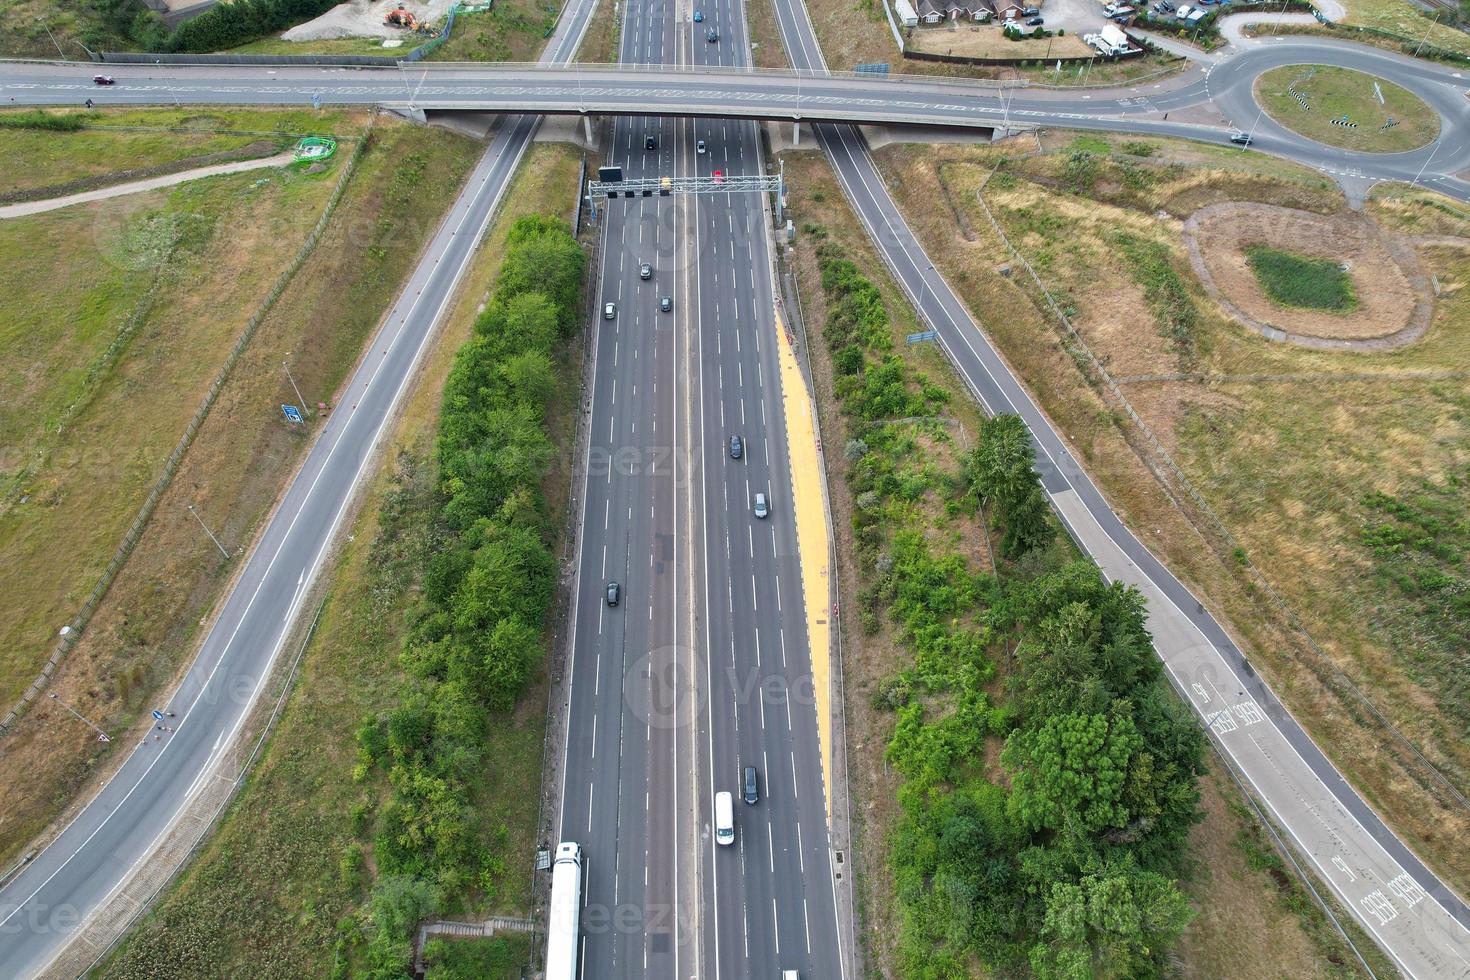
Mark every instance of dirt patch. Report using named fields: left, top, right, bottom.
left=1185, top=202, right=1440, bottom=349
left=283, top=0, right=455, bottom=41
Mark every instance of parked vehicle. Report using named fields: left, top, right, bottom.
left=715, top=791, right=734, bottom=845
left=1026, top=15, right=1044, bottom=24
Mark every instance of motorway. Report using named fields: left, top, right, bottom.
left=5, top=8, right=1470, bottom=980
left=0, top=3, right=603, bottom=978
left=554, top=0, right=687, bottom=975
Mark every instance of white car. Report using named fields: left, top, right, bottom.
left=604, top=302, right=616, bottom=319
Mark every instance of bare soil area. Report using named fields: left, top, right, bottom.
left=1186, top=202, right=1433, bottom=346
left=283, top=0, right=456, bottom=41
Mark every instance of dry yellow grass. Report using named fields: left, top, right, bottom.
left=779, top=145, right=1375, bottom=979
left=908, top=22, right=1093, bottom=58
left=872, top=134, right=1470, bottom=903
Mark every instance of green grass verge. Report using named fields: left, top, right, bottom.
left=0, top=106, right=355, bottom=198
left=423, top=933, right=533, bottom=978
left=1246, top=244, right=1357, bottom=311
left=96, top=143, right=582, bottom=979
left=1255, top=64, right=1440, bottom=153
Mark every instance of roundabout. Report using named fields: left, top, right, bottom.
left=1253, top=63, right=1440, bottom=153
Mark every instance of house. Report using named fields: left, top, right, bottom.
left=992, top=0, right=1025, bottom=18
left=894, top=0, right=920, bottom=26
left=915, top=0, right=998, bottom=21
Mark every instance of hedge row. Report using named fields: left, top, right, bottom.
left=350, top=215, right=585, bottom=978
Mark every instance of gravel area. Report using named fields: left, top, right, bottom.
left=282, top=0, right=457, bottom=41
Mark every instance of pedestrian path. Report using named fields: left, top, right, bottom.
left=0, top=151, right=294, bottom=220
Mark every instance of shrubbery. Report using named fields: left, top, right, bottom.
left=350, top=215, right=584, bottom=977
left=0, top=110, right=87, bottom=132
left=167, top=0, right=340, bottom=52
left=812, top=236, right=1204, bottom=978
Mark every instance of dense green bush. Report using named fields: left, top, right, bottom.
left=0, top=110, right=87, bottom=132
left=352, top=215, right=584, bottom=976
left=812, top=232, right=1203, bottom=978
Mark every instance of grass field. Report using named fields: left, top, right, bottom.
left=0, top=111, right=486, bottom=868
left=1256, top=64, right=1440, bottom=153
left=0, top=107, right=351, bottom=198
left=869, top=133, right=1470, bottom=902
left=1246, top=244, right=1358, bottom=311
left=97, top=142, right=582, bottom=979
left=778, top=145, right=1384, bottom=980
left=426, top=0, right=560, bottom=61
left=225, top=34, right=419, bottom=56
left=1337, top=0, right=1470, bottom=57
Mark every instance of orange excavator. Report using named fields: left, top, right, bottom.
left=383, top=8, right=421, bottom=27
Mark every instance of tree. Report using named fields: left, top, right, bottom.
left=1029, top=863, right=1193, bottom=979
left=1003, top=707, right=1142, bottom=837
left=965, top=414, right=1055, bottom=560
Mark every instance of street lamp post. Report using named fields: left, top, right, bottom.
left=48, top=692, right=111, bottom=743
left=188, top=503, right=232, bottom=560
left=284, top=354, right=308, bottom=414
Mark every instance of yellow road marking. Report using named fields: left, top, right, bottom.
left=773, top=307, right=834, bottom=822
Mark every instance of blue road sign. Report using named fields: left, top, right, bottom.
left=282, top=404, right=305, bottom=425
left=906, top=330, right=938, bottom=344
left=152, top=709, right=164, bottom=720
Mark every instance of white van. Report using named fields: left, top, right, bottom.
left=715, top=791, right=735, bottom=845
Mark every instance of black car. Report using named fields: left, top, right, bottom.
left=1026, top=15, right=1044, bottom=24
left=743, top=766, right=759, bottom=804
left=606, top=581, right=621, bottom=606
left=1229, top=131, right=1254, bottom=145
left=706, top=28, right=719, bottom=41
left=729, top=435, right=743, bottom=459
left=660, top=295, right=672, bottom=312
left=645, top=134, right=657, bottom=150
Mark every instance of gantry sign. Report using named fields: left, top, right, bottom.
left=588, top=165, right=784, bottom=200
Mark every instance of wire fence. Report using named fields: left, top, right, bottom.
left=0, top=122, right=372, bottom=739
left=971, top=165, right=1470, bottom=817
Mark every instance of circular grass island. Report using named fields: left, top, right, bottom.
left=1254, top=64, right=1440, bottom=154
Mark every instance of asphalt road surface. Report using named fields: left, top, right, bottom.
left=0, top=3, right=599, bottom=977
left=553, top=0, right=689, bottom=976
left=681, top=3, right=846, bottom=979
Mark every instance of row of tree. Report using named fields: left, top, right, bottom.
left=813, top=240, right=1205, bottom=978
left=352, top=216, right=585, bottom=977
left=167, top=0, right=342, bottom=53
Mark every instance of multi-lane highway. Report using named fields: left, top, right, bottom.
left=5, top=8, right=1470, bottom=979
left=0, top=6, right=605, bottom=978
left=681, top=1, right=846, bottom=977
left=554, top=0, right=689, bottom=975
